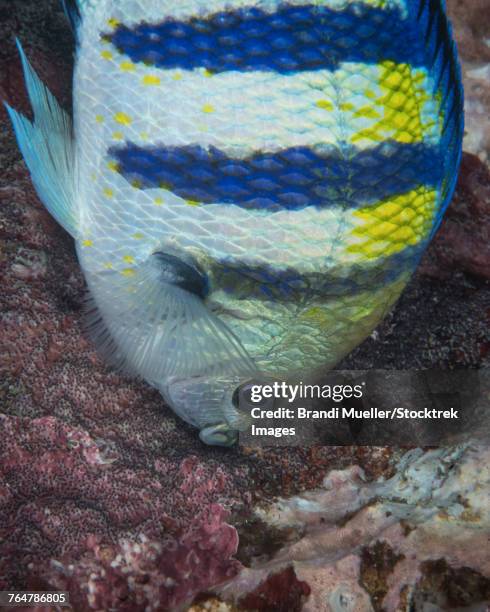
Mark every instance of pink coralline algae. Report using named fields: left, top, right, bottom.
left=31, top=504, right=240, bottom=612
left=0, top=414, right=245, bottom=596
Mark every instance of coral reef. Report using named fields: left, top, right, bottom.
left=219, top=445, right=490, bottom=611
left=0, top=0, right=489, bottom=610
left=32, top=503, right=240, bottom=612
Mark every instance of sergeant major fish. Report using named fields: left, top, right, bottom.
left=6, top=0, right=463, bottom=445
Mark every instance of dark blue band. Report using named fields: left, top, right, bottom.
left=107, top=3, right=423, bottom=74
left=110, top=141, right=443, bottom=212
left=210, top=243, right=426, bottom=300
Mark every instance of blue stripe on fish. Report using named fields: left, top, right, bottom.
left=110, top=142, right=444, bottom=212
left=107, top=3, right=424, bottom=74
left=211, top=243, right=426, bottom=300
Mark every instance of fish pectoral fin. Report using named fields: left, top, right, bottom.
left=84, top=252, right=256, bottom=382
left=5, top=39, right=77, bottom=237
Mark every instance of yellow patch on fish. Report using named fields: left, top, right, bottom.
left=347, top=186, right=437, bottom=259
left=351, top=61, right=432, bottom=144
left=299, top=273, right=410, bottom=338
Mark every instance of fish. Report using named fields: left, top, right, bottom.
left=6, top=0, right=463, bottom=445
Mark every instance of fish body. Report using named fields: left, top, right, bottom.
left=7, top=0, right=463, bottom=444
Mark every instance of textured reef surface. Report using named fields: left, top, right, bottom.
left=0, top=0, right=489, bottom=610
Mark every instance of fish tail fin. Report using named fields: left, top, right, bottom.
left=4, top=39, right=77, bottom=237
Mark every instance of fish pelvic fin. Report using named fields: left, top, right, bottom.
left=83, top=251, right=257, bottom=383
left=4, top=39, right=77, bottom=238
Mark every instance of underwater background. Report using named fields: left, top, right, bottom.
left=0, top=0, right=489, bottom=610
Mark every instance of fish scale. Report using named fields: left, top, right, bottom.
left=6, top=0, right=463, bottom=445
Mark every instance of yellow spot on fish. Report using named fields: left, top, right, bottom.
left=95, top=114, right=104, bottom=124
left=82, top=239, right=93, bottom=247
left=140, top=132, right=149, bottom=141
left=107, top=161, right=119, bottom=172
left=107, top=18, right=120, bottom=28
left=354, top=106, right=381, bottom=119
left=131, top=179, right=142, bottom=189
left=103, top=187, right=114, bottom=198
left=347, top=187, right=437, bottom=259
left=114, top=112, right=132, bottom=126
left=303, top=306, right=324, bottom=319
left=121, top=268, right=136, bottom=277
left=142, top=74, right=161, bottom=86
left=112, top=131, right=123, bottom=140
left=104, top=262, right=113, bottom=269
left=120, top=61, right=135, bottom=72
left=315, top=99, right=334, bottom=111
left=202, top=104, right=215, bottom=113
left=186, top=199, right=200, bottom=207
left=340, top=102, right=355, bottom=111
left=173, top=72, right=182, bottom=80
left=123, top=255, right=135, bottom=264
left=101, top=50, right=113, bottom=60
left=203, top=69, right=213, bottom=77
left=132, top=232, right=144, bottom=240
left=154, top=197, right=164, bottom=206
